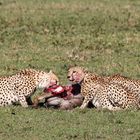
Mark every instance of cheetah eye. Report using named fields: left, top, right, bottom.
left=73, top=71, right=76, bottom=73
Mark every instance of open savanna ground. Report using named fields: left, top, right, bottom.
left=0, top=0, right=140, bottom=139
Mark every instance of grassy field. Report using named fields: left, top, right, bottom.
left=0, top=0, right=140, bottom=139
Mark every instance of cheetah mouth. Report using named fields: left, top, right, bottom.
left=69, top=79, right=76, bottom=82
left=48, top=84, right=58, bottom=88
left=69, top=79, right=74, bottom=82
left=48, top=83, right=58, bottom=87
left=68, top=77, right=79, bottom=83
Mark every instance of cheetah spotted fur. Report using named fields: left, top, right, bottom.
left=67, top=67, right=140, bottom=110
left=0, top=69, right=59, bottom=107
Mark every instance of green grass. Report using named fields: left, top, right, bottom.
left=0, top=107, right=140, bottom=140
left=0, top=0, right=140, bottom=139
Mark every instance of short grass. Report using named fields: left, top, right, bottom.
left=0, top=0, right=140, bottom=139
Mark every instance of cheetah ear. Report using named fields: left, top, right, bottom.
left=67, top=64, right=77, bottom=70
left=83, top=67, right=88, bottom=72
left=49, top=70, right=54, bottom=74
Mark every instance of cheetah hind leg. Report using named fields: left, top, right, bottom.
left=99, top=95, right=122, bottom=111
left=107, top=106, right=121, bottom=111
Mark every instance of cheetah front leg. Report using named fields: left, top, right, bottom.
left=80, top=94, right=93, bottom=109
left=18, top=95, right=28, bottom=107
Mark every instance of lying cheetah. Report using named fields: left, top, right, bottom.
left=0, top=69, right=59, bottom=107
left=106, top=74, right=140, bottom=96
left=67, top=67, right=140, bottom=110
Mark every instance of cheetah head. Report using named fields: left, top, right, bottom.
left=38, top=70, right=59, bottom=89
left=67, top=67, right=85, bottom=84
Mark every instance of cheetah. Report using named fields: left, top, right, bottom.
left=105, top=74, right=140, bottom=96
left=67, top=67, right=140, bottom=110
left=0, top=69, right=59, bottom=107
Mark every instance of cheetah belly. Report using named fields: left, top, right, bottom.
left=0, top=81, right=18, bottom=106
left=0, top=91, right=19, bottom=106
